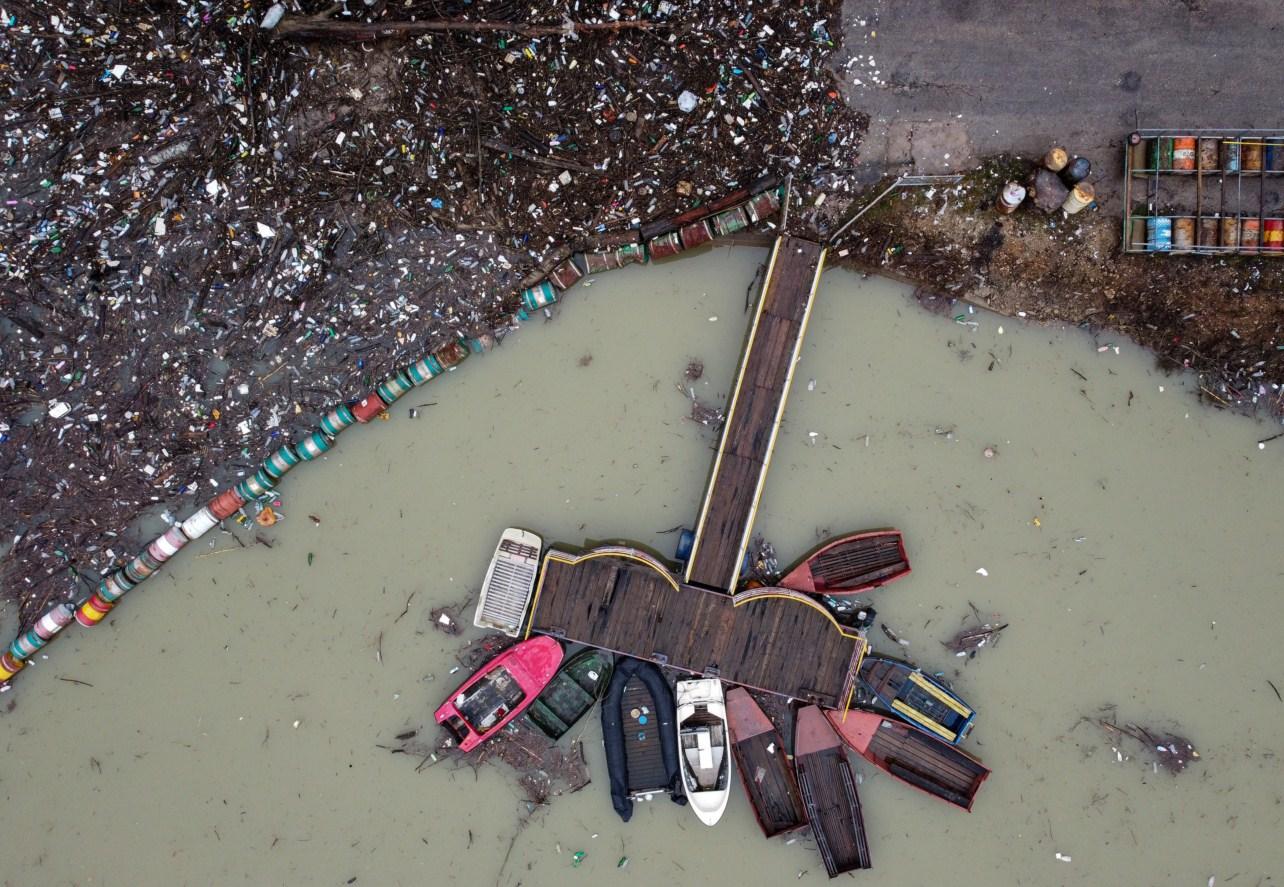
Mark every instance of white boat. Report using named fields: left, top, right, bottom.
left=675, top=677, right=732, bottom=825
left=473, top=528, right=542, bottom=637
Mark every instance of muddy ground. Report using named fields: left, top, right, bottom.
left=1, top=1, right=1280, bottom=632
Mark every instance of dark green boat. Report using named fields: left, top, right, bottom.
left=527, top=647, right=614, bottom=740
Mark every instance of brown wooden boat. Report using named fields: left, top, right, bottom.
left=825, top=709, right=989, bottom=811
left=725, top=687, right=806, bottom=838
left=794, top=705, right=872, bottom=876
left=779, top=529, right=910, bottom=596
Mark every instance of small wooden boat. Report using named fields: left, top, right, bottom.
left=676, top=678, right=732, bottom=825
left=779, top=529, right=910, bottom=596
left=794, top=705, right=872, bottom=877
left=826, top=709, right=989, bottom=811
left=857, top=655, right=975, bottom=745
left=473, top=528, right=542, bottom=637
left=725, top=687, right=806, bottom=838
left=435, top=636, right=563, bottom=753
left=527, top=647, right=614, bottom=741
left=601, top=657, right=685, bottom=821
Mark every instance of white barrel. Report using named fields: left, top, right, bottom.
left=1061, top=182, right=1094, bottom=215
left=181, top=506, right=219, bottom=540
left=147, top=526, right=188, bottom=562
left=36, top=604, right=74, bottom=638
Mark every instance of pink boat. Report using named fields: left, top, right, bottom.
left=435, top=636, right=563, bottom=752
left=779, top=529, right=910, bottom=597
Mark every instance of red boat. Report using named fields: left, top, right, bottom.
left=435, top=636, right=563, bottom=752
left=725, top=687, right=806, bottom=838
left=779, top=530, right=910, bottom=596
left=825, top=709, right=989, bottom=811
left=794, top=705, right=872, bottom=876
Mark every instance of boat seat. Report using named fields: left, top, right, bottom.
left=696, top=727, right=714, bottom=771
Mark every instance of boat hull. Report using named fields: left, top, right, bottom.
left=527, top=647, right=614, bottom=740
left=601, top=657, right=685, bottom=821
left=779, top=529, right=910, bottom=596
left=434, top=636, right=564, bottom=752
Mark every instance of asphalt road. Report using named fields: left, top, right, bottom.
left=836, top=0, right=1283, bottom=193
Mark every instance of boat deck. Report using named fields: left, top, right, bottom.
left=868, top=725, right=987, bottom=808
left=796, top=747, right=872, bottom=876
left=527, top=547, right=865, bottom=707
left=622, top=677, right=670, bottom=797
left=734, top=730, right=807, bottom=837
left=683, top=237, right=827, bottom=592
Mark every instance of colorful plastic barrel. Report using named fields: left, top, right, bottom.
left=1242, top=140, right=1263, bottom=171
left=75, top=593, right=114, bottom=627
left=647, top=231, right=684, bottom=260
left=464, top=333, right=497, bottom=354
left=1147, top=217, right=1172, bottom=252
left=1220, top=216, right=1239, bottom=250
left=99, top=571, right=135, bottom=603
left=521, top=281, right=557, bottom=313
left=1172, top=138, right=1196, bottom=171
left=319, top=404, right=356, bottom=438
left=1240, top=218, right=1260, bottom=253
left=1264, top=219, right=1283, bottom=252
left=995, top=182, right=1026, bottom=214
left=265, top=444, right=301, bottom=480
left=236, top=469, right=275, bottom=502
left=181, top=506, right=219, bottom=540
left=296, top=431, right=333, bottom=460
left=351, top=394, right=386, bottom=423
left=548, top=257, right=584, bottom=290
left=680, top=220, right=713, bottom=249
left=209, top=488, right=247, bottom=521
left=10, top=604, right=74, bottom=660
left=0, top=651, right=24, bottom=681
left=147, top=526, right=188, bottom=563
left=377, top=370, right=415, bottom=405
left=124, top=550, right=161, bottom=584
left=1149, top=138, right=1174, bottom=170
left=1221, top=139, right=1240, bottom=172
left=745, top=188, right=782, bottom=223
left=1172, top=218, right=1196, bottom=251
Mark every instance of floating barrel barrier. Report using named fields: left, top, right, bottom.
left=319, top=404, right=356, bottom=439
left=1147, top=217, right=1173, bottom=252
left=98, top=571, right=135, bottom=603
left=264, top=442, right=301, bottom=480
left=1242, top=139, right=1263, bottom=172
left=679, top=220, right=713, bottom=250
left=582, top=249, right=623, bottom=274
left=617, top=243, right=645, bottom=265
left=181, top=506, right=219, bottom=540
left=521, top=281, right=557, bottom=313
left=9, top=604, right=74, bottom=661
left=235, top=468, right=276, bottom=502
left=1240, top=218, right=1260, bottom=253
left=711, top=205, right=749, bottom=237
left=1220, top=216, right=1239, bottom=249
left=1221, top=139, right=1240, bottom=173
left=647, top=231, right=684, bottom=260
left=75, top=593, right=115, bottom=627
left=745, top=188, right=781, bottom=224
left=0, top=651, right=24, bottom=681
left=209, top=488, right=247, bottom=521
left=1172, top=218, right=1195, bottom=251
left=376, top=369, right=415, bottom=406
left=147, top=526, right=188, bottom=564
left=1264, top=219, right=1283, bottom=252
left=464, top=333, right=497, bottom=354
left=1198, top=138, right=1220, bottom=171
left=435, top=340, right=469, bottom=372
left=124, top=550, right=160, bottom=584
left=1198, top=217, right=1219, bottom=248
left=547, top=257, right=584, bottom=290
left=351, top=394, right=386, bottom=422
left=407, top=354, right=444, bottom=385
left=296, top=431, right=333, bottom=460
left=1172, top=137, right=1196, bottom=171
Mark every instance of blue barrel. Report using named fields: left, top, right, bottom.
left=377, top=370, right=414, bottom=405
left=264, top=444, right=300, bottom=480
left=296, top=431, right=333, bottom=460
left=408, top=354, right=444, bottom=385
left=1221, top=140, right=1240, bottom=173
left=521, top=281, right=557, bottom=313
left=674, top=528, right=695, bottom=563
left=1147, top=217, right=1173, bottom=252
left=319, top=404, right=356, bottom=438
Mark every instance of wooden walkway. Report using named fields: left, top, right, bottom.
left=525, top=546, right=865, bottom=706
left=684, top=236, right=827, bottom=592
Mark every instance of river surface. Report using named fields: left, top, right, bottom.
left=2, top=246, right=1282, bottom=886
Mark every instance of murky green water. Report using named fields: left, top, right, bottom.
left=3, top=246, right=1282, bottom=886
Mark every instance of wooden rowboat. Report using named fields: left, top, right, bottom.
left=527, top=647, right=613, bottom=741
left=826, top=709, right=989, bottom=811
left=435, top=636, right=563, bottom=753
left=779, top=530, right=910, bottom=596
left=794, top=705, right=872, bottom=877
left=725, top=687, right=806, bottom=838
left=856, top=655, right=975, bottom=745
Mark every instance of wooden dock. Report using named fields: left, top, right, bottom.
left=684, top=236, right=827, bottom=592
left=525, top=546, right=865, bottom=706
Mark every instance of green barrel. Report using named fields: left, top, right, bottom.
left=617, top=243, right=646, bottom=265
left=99, top=571, right=135, bottom=603
left=319, top=404, right=356, bottom=438
left=237, top=469, right=275, bottom=501
left=464, top=334, right=497, bottom=354
left=264, top=443, right=300, bottom=479
left=521, top=281, right=557, bottom=312
left=296, top=431, right=333, bottom=460
left=377, top=370, right=415, bottom=405
left=408, top=354, right=443, bottom=384
left=711, top=206, right=749, bottom=237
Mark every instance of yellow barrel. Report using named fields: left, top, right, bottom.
left=1061, top=182, right=1094, bottom=215
left=74, top=593, right=114, bottom=627
left=0, top=651, right=25, bottom=681
left=1043, top=146, right=1068, bottom=172
left=1242, top=139, right=1263, bottom=171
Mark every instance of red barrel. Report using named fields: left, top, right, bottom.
left=647, top=231, right=683, bottom=260
left=74, top=593, right=115, bottom=627
left=1264, top=219, right=1283, bottom=252
left=0, top=651, right=24, bottom=681
left=352, top=394, right=386, bottom=423
left=547, top=257, right=584, bottom=290
left=208, top=488, right=247, bottom=520
left=679, top=220, right=713, bottom=249
left=582, top=250, right=623, bottom=274
left=434, top=341, right=468, bottom=371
